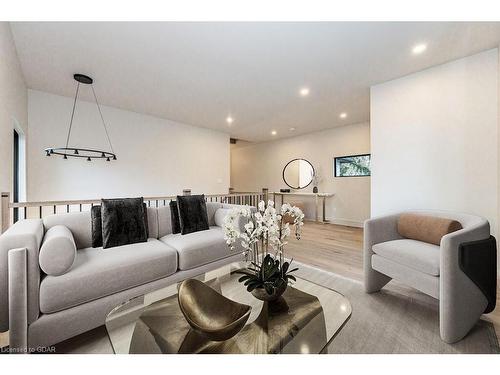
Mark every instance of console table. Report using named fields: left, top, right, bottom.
left=272, top=192, right=334, bottom=223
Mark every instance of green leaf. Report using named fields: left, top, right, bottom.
left=282, top=262, right=290, bottom=274
left=238, top=275, right=251, bottom=282
left=264, top=284, right=274, bottom=295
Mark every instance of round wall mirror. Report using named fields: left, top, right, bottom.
left=282, top=159, right=315, bottom=189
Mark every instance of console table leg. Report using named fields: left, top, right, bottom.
left=322, top=196, right=329, bottom=223
left=315, top=195, right=319, bottom=222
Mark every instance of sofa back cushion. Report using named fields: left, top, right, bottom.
left=214, top=208, right=232, bottom=228
left=206, top=202, right=223, bottom=226
left=158, top=205, right=173, bottom=237
left=44, top=212, right=92, bottom=250
left=397, top=213, right=463, bottom=245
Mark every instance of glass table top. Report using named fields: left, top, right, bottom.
left=105, top=262, right=351, bottom=354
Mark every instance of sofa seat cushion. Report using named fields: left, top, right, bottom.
left=372, top=239, right=440, bottom=276
left=39, top=239, right=177, bottom=313
left=159, top=226, right=232, bottom=270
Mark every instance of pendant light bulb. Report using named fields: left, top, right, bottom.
left=74, top=149, right=79, bottom=155
left=87, top=157, right=91, bottom=162
left=113, top=155, right=117, bottom=160
left=106, top=157, right=110, bottom=162
left=63, top=154, right=68, bottom=160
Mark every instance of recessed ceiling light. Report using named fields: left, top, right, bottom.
left=412, top=43, right=427, bottom=55
left=226, top=116, right=234, bottom=124
left=339, top=112, right=347, bottom=119
left=299, top=87, right=310, bottom=97
left=289, top=127, right=296, bottom=131
left=271, top=130, right=277, bottom=136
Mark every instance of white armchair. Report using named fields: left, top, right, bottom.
left=364, top=210, right=497, bottom=343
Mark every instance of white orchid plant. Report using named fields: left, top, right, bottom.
left=223, top=200, right=304, bottom=294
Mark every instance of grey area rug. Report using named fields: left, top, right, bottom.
left=54, top=262, right=499, bottom=354
left=295, top=263, right=499, bottom=354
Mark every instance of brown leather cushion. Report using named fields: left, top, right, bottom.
left=397, top=213, right=463, bottom=245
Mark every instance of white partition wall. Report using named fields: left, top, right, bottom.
left=370, top=49, right=499, bottom=252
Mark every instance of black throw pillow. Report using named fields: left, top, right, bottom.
left=169, top=200, right=181, bottom=234
left=176, top=195, right=209, bottom=235
left=91, top=205, right=103, bottom=248
left=91, top=203, right=149, bottom=248
left=101, top=197, right=148, bottom=249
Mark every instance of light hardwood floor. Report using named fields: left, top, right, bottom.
left=288, top=221, right=500, bottom=339
left=287, top=221, right=364, bottom=281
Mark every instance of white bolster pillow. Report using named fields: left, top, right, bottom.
left=39, top=225, right=77, bottom=276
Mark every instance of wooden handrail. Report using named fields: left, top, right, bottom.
left=1, top=189, right=271, bottom=232
left=8, top=192, right=265, bottom=208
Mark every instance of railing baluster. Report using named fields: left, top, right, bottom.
left=24, top=207, right=27, bottom=218
left=39, top=206, right=42, bottom=219
left=53, top=205, right=56, bottom=214
left=79, top=204, right=82, bottom=212
left=66, top=205, right=69, bottom=213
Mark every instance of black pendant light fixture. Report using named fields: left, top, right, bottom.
left=45, top=74, right=117, bottom=162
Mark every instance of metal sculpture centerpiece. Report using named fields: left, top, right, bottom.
left=45, top=74, right=117, bottom=162
left=177, top=279, right=252, bottom=341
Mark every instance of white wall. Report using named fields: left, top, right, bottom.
left=371, top=49, right=498, bottom=243
left=231, top=122, right=370, bottom=226
left=0, top=24, right=28, bottom=195
left=27, top=90, right=230, bottom=200
left=0, top=23, right=27, bottom=229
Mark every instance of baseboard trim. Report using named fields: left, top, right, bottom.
left=302, top=217, right=364, bottom=228
left=328, top=218, right=364, bottom=228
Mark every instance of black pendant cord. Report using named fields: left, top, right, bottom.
left=46, top=73, right=116, bottom=162
left=91, top=85, right=115, bottom=155
left=65, top=81, right=80, bottom=150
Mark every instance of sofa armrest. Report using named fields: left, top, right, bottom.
left=439, top=219, right=491, bottom=342
left=363, top=214, right=402, bottom=252
left=8, top=248, right=28, bottom=353
left=363, top=214, right=402, bottom=292
left=0, top=219, right=44, bottom=332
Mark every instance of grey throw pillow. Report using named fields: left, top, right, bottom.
left=176, top=195, right=209, bottom=235
left=101, top=197, right=148, bottom=249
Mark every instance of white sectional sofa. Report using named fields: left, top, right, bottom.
left=0, top=201, right=246, bottom=352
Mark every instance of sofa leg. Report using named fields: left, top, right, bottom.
left=439, top=278, right=489, bottom=344
left=8, top=248, right=28, bottom=353
left=364, top=267, right=391, bottom=293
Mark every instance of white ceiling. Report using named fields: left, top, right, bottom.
left=10, top=22, right=500, bottom=142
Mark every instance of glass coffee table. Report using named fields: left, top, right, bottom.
left=105, top=262, right=351, bottom=354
